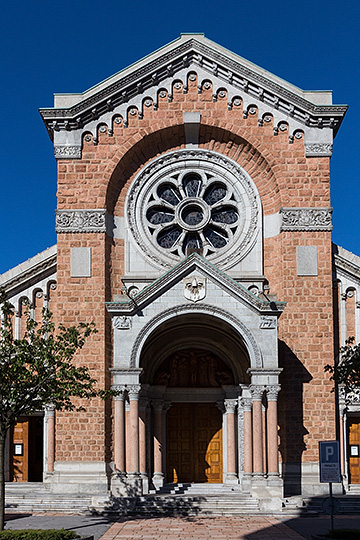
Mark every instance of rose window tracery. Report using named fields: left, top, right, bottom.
left=127, top=149, right=260, bottom=269
left=145, top=172, right=239, bottom=255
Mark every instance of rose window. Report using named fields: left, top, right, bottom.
left=145, top=172, right=240, bottom=257
left=127, top=149, right=260, bottom=269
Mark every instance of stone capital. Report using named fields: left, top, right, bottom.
left=250, top=385, right=266, bottom=401
left=241, top=398, right=253, bottom=412
left=224, top=399, right=237, bottom=414
left=266, top=384, right=281, bottom=401
left=127, top=385, right=141, bottom=400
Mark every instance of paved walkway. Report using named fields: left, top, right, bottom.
left=98, top=516, right=307, bottom=540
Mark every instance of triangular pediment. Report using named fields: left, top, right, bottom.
left=105, top=253, right=285, bottom=316
left=40, top=33, right=347, bottom=147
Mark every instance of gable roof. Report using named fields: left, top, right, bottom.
left=105, top=252, right=286, bottom=316
left=40, top=33, right=347, bottom=145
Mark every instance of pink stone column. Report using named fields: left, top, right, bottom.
left=139, top=399, right=147, bottom=476
left=128, top=385, right=141, bottom=474
left=242, top=398, right=252, bottom=475
left=224, top=399, right=237, bottom=482
left=152, top=401, right=164, bottom=489
left=114, top=391, right=125, bottom=472
left=47, top=405, right=55, bottom=473
left=266, top=385, right=280, bottom=476
left=250, top=385, right=265, bottom=476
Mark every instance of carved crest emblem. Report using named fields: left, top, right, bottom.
left=183, top=275, right=206, bottom=303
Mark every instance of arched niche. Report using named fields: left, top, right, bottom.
left=139, top=312, right=251, bottom=386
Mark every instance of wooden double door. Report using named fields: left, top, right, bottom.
left=349, top=417, right=360, bottom=484
left=166, top=403, right=223, bottom=483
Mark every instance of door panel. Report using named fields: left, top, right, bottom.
left=166, top=403, right=223, bottom=483
left=11, top=416, right=43, bottom=482
left=349, top=417, right=360, bottom=484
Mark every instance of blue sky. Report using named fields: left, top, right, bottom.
left=1, top=0, right=359, bottom=274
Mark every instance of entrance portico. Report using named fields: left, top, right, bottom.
left=106, top=253, right=284, bottom=507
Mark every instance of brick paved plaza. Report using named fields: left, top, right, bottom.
left=99, top=516, right=306, bottom=540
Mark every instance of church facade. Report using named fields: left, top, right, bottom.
left=2, top=34, right=360, bottom=511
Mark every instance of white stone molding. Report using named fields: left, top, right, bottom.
left=259, top=315, right=277, bottom=329
left=250, top=384, right=266, bottom=401
left=126, top=149, right=261, bottom=270
left=54, top=145, right=82, bottom=159
left=129, top=302, right=263, bottom=369
left=304, top=143, right=333, bottom=157
left=224, top=399, right=237, bottom=413
left=266, top=384, right=281, bottom=401
left=183, top=275, right=206, bottom=303
left=40, top=35, right=346, bottom=157
left=55, top=209, right=106, bottom=233
left=280, top=207, right=332, bottom=231
left=183, top=111, right=201, bottom=147
left=112, top=316, right=132, bottom=330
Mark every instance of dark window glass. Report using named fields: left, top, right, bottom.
left=183, top=173, right=202, bottom=197
left=157, top=184, right=181, bottom=206
left=204, top=183, right=227, bottom=205
left=181, top=205, right=203, bottom=226
left=204, top=227, right=227, bottom=248
left=147, top=208, right=174, bottom=225
left=212, top=207, right=238, bottom=224
left=157, top=226, right=181, bottom=248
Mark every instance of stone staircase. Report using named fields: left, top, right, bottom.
left=131, top=483, right=260, bottom=516
left=5, top=483, right=93, bottom=514
left=282, top=494, right=360, bottom=515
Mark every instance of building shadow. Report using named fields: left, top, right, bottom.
left=278, top=340, right=312, bottom=497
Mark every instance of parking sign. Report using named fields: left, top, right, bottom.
left=319, top=441, right=341, bottom=483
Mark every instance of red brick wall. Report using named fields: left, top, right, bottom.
left=54, top=74, right=335, bottom=465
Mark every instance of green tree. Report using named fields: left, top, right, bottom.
left=0, top=289, right=110, bottom=530
left=325, top=337, right=360, bottom=392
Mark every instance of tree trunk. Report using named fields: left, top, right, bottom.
left=0, top=429, right=6, bottom=531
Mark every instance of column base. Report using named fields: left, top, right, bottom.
left=111, top=471, right=142, bottom=496
left=152, top=472, right=164, bottom=490
left=225, top=472, right=239, bottom=484
left=140, top=473, right=149, bottom=494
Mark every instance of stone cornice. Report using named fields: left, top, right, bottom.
left=105, top=252, right=286, bottom=316
left=0, top=254, right=57, bottom=296
left=40, top=37, right=347, bottom=141
left=280, top=207, right=332, bottom=231
left=334, top=253, right=360, bottom=284
left=55, top=209, right=106, bottom=233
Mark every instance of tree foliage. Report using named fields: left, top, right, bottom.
left=0, top=288, right=112, bottom=530
left=325, top=337, right=360, bottom=392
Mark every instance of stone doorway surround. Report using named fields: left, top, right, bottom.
left=105, top=253, right=285, bottom=510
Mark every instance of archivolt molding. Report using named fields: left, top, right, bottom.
left=126, top=149, right=261, bottom=270
left=130, top=303, right=263, bottom=369
left=41, top=37, right=346, bottom=160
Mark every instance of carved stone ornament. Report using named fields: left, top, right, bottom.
left=55, top=209, right=106, bottom=233
left=224, top=399, right=237, bottom=413
left=183, top=275, right=206, bottom=303
left=266, top=384, right=281, bottom=401
left=260, top=315, right=277, bottom=329
left=241, top=397, right=252, bottom=411
left=54, top=145, right=82, bottom=159
left=250, top=384, right=266, bottom=401
left=280, top=207, right=332, bottom=231
left=127, top=384, right=141, bottom=400
left=112, top=315, right=132, bottom=330
left=305, top=143, right=333, bottom=157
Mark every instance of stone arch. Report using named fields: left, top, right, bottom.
left=104, top=122, right=281, bottom=217
left=130, top=303, right=263, bottom=375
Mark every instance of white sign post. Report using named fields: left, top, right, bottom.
left=319, top=441, right=341, bottom=531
